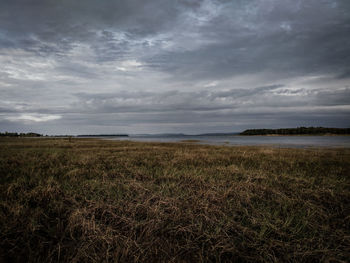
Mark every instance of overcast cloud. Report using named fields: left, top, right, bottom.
left=0, top=0, right=349, bottom=134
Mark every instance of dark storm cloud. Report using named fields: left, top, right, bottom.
left=336, top=70, right=350, bottom=79
left=314, top=87, right=350, bottom=106
left=0, top=0, right=349, bottom=134
left=0, top=0, right=193, bottom=60
left=1, top=0, right=348, bottom=77
left=146, top=0, right=350, bottom=80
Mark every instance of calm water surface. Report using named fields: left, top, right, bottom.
left=103, top=135, right=350, bottom=148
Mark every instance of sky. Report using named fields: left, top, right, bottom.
left=0, top=0, right=350, bottom=135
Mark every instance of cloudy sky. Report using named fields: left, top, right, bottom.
left=1, top=0, right=349, bottom=134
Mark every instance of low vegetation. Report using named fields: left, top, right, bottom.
left=0, top=138, right=349, bottom=262
left=240, top=127, right=350, bottom=135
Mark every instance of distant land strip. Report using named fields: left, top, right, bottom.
left=76, top=134, right=129, bottom=137
left=0, top=132, right=130, bottom=137
left=240, top=127, right=350, bottom=135
left=0, top=132, right=42, bottom=137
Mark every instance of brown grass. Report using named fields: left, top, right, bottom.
left=0, top=138, right=349, bottom=262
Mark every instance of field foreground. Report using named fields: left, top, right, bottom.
left=0, top=138, right=349, bottom=262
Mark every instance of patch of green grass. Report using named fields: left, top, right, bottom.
left=0, top=138, right=349, bottom=262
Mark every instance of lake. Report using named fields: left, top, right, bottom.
left=103, top=135, right=350, bottom=148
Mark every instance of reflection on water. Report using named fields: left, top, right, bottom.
left=103, top=135, right=350, bottom=148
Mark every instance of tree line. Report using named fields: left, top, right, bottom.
left=0, top=132, right=42, bottom=137
left=240, top=127, right=350, bottom=135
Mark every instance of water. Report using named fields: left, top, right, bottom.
left=103, top=134, right=350, bottom=148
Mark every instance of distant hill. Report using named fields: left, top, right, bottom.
left=240, top=127, right=350, bottom=135
left=197, top=132, right=240, bottom=136
left=77, top=134, right=129, bottom=137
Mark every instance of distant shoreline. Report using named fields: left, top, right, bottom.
left=238, top=134, right=350, bottom=136
left=2, top=127, right=350, bottom=138
left=240, top=127, right=350, bottom=136
left=77, top=134, right=129, bottom=137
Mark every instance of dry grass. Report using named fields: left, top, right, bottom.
left=0, top=138, right=349, bottom=262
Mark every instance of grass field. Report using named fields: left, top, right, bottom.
left=0, top=138, right=349, bottom=262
